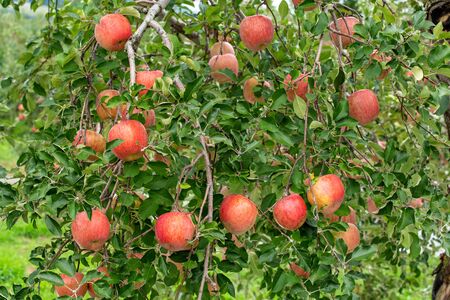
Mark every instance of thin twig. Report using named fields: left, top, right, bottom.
left=124, top=227, right=154, bottom=248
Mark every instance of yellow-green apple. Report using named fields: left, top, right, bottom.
left=290, top=263, right=310, bottom=279
left=71, top=209, right=110, bottom=251
left=54, top=272, right=88, bottom=298
left=329, top=16, right=360, bottom=48
left=108, top=120, right=148, bottom=161
left=96, top=89, right=127, bottom=120
left=273, top=194, right=307, bottom=230
left=72, top=129, right=106, bottom=161
left=323, top=206, right=357, bottom=225
left=239, top=15, right=274, bottom=51
left=347, top=89, right=379, bottom=125
left=307, top=174, right=345, bottom=215
left=132, top=108, right=156, bottom=127
left=292, top=0, right=316, bottom=11
left=367, top=197, right=379, bottom=214
left=334, top=223, right=360, bottom=253
left=208, top=54, right=239, bottom=83
left=370, top=49, right=392, bottom=80
left=87, top=266, right=110, bottom=298
left=95, top=14, right=132, bottom=51
left=408, top=198, right=424, bottom=208
left=243, top=77, right=271, bottom=104
left=283, top=74, right=309, bottom=102
left=210, top=41, right=235, bottom=57
left=136, top=70, right=163, bottom=96
left=155, top=211, right=196, bottom=251
left=220, top=194, right=258, bottom=235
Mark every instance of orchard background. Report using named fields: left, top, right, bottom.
left=0, top=0, right=449, bottom=299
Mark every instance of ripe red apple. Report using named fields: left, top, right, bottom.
left=155, top=211, right=196, bottom=252
left=408, top=198, right=424, bottom=209
left=17, top=103, right=24, bottom=111
left=136, top=70, right=164, bottom=96
left=18, top=113, right=26, bottom=121
left=210, top=41, right=235, bottom=57
left=329, top=16, right=360, bottom=48
left=208, top=54, right=239, bottom=83
left=307, top=174, right=345, bottom=215
left=87, top=266, right=110, bottom=298
left=108, top=120, right=148, bottom=161
left=54, top=272, right=88, bottom=298
left=323, top=206, right=357, bottom=225
left=239, top=15, right=274, bottom=51
left=220, top=194, right=258, bottom=235
left=132, top=108, right=156, bottom=127
left=367, top=197, right=379, bottom=214
left=71, top=209, right=110, bottom=251
left=72, top=129, right=106, bottom=161
left=334, top=223, right=360, bottom=254
left=273, top=194, right=307, bottom=230
left=292, top=0, right=316, bottom=11
left=96, top=89, right=126, bottom=120
left=243, top=77, right=271, bottom=104
left=290, top=262, right=310, bottom=279
left=95, top=14, right=132, bottom=51
left=347, top=89, right=379, bottom=125
left=283, top=74, right=309, bottom=102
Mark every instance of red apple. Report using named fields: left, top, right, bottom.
left=367, top=197, right=379, bottom=214
left=208, top=54, right=239, bottom=83
left=273, top=194, right=307, bottom=230
left=210, top=41, right=235, bottom=57
left=220, top=194, right=258, bottom=235
left=132, top=108, right=156, bottom=127
left=108, top=120, right=148, bottom=161
left=95, top=14, right=132, bottom=51
left=239, top=15, right=274, bottom=51
left=18, top=113, right=26, bottom=121
left=334, top=223, right=360, bottom=253
left=17, top=103, right=24, bottom=111
left=87, top=266, right=110, bottom=298
left=155, top=211, right=196, bottom=252
left=96, top=89, right=127, bottom=120
left=290, top=262, right=310, bottom=279
left=329, top=16, right=360, bottom=48
left=307, top=174, right=345, bottom=215
left=408, top=198, right=424, bottom=209
left=136, top=70, right=164, bottom=96
left=72, top=129, right=106, bottom=161
left=347, top=89, right=379, bottom=125
left=283, top=74, right=309, bottom=102
left=323, top=206, right=357, bottom=225
left=71, top=209, right=110, bottom=251
left=243, top=77, right=271, bottom=104
left=54, top=273, right=88, bottom=298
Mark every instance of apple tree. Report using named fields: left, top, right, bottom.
left=0, top=0, right=449, bottom=299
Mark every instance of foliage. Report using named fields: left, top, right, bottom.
left=0, top=0, right=449, bottom=299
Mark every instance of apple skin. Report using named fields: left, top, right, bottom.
left=323, top=206, right=357, bottom=225
left=329, top=16, right=360, bottom=48
left=307, top=174, right=345, bottom=215
left=347, top=89, right=379, bottom=125
left=243, top=77, right=271, bottom=104
left=54, top=272, right=88, bottom=298
left=220, top=194, right=258, bottom=235
left=18, top=113, right=26, bottom=121
left=334, top=223, right=360, bottom=254
left=87, top=266, right=110, bottom=298
left=290, top=262, right=310, bottom=279
left=208, top=54, right=239, bottom=83
left=95, top=14, right=132, bottom=51
left=239, top=15, right=274, bottom=51
left=17, top=103, right=24, bottom=111
left=155, top=211, right=196, bottom=252
left=132, top=108, right=156, bottom=127
left=367, top=197, right=379, bottom=214
left=136, top=70, right=164, bottom=96
left=408, top=198, right=424, bottom=208
left=210, top=41, right=235, bottom=57
left=108, top=120, right=148, bottom=161
left=72, top=129, right=106, bottom=161
left=71, top=209, right=110, bottom=251
left=283, top=74, right=309, bottom=102
left=273, top=194, right=307, bottom=230
left=96, top=89, right=127, bottom=120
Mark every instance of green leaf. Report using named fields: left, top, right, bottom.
left=44, top=215, right=62, bottom=236
left=293, top=97, right=307, bottom=119
left=436, top=66, right=450, bottom=78
left=37, top=271, right=64, bottom=286
left=410, top=66, right=423, bottom=81
left=272, top=272, right=289, bottom=293
left=428, top=45, right=450, bottom=68
left=350, top=245, right=377, bottom=262
left=118, top=6, right=141, bottom=18
left=433, top=21, right=443, bottom=39
left=313, top=12, right=329, bottom=35
left=278, top=0, right=289, bottom=19
left=55, top=259, right=75, bottom=277
left=396, top=207, right=415, bottom=231
left=123, top=162, right=141, bottom=177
